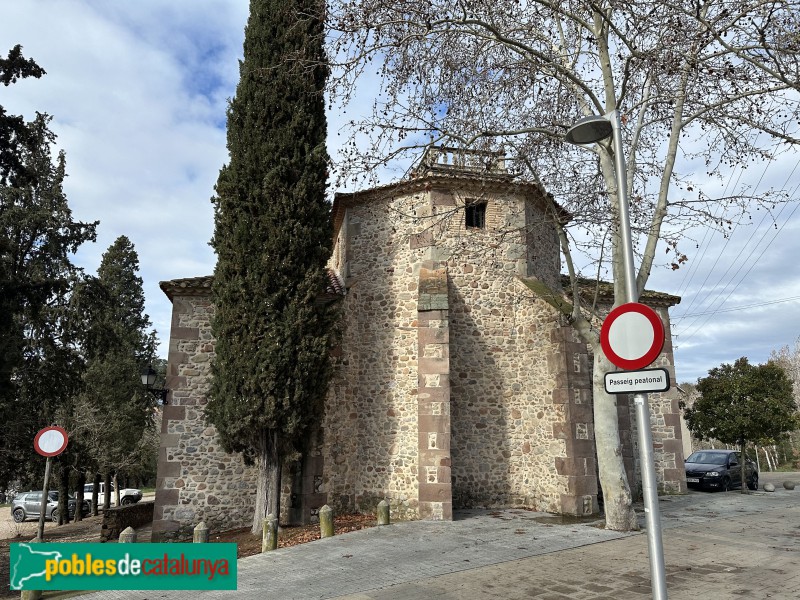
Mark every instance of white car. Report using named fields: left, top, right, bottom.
left=84, top=482, right=143, bottom=505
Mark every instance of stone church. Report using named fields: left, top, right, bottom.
left=152, top=148, right=686, bottom=541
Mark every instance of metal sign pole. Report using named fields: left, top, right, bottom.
left=609, top=109, right=668, bottom=600
left=36, top=456, right=52, bottom=541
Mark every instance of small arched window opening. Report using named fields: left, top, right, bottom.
left=465, top=200, right=487, bottom=229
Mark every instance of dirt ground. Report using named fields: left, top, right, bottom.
left=0, top=512, right=375, bottom=599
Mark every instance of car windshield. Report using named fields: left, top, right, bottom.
left=686, top=452, right=729, bottom=465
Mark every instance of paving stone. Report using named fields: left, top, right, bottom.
left=68, top=480, right=800, bottom=600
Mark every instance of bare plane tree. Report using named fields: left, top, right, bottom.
left=326, top=0, right=800, bottom=530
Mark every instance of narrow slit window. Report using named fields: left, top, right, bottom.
left=465, top=201, right=487, bottom=229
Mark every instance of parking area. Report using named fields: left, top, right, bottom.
left=0, top=491, right=155, bottom=541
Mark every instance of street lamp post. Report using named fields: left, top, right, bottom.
left=141, top=364, right=169, bottom=405
left=565, top=110, right=668, bottom=600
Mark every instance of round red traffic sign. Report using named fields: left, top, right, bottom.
left=600, top=303, right=665, bottom=370
left=34, top=426, right=69, bottom=457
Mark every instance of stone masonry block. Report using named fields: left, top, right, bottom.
left=410, top=231, right=435, bottom=249
left=552, top=423, right=568, bottom=440
left=419, top=357, right=450, bottom=374
left=418, top=414, right=450, bottom=433
left=565, top=475, right=598, bottom=496
left=417, top=310, right=448, bottom=322
left=423, top=373, right=441, bottom=388
left=158, top=461, right=181, bottom=478
left=170, top=327, right=200, bottom=340
left=418, top=483, right=452, bottom=503
left=166, top=352, right=189, bottom=370
left=419, top=400, right=450, bottom=416
left=156, top=488, right=179, bottom=507
left=552, top=388, right=571, bottom=404
left=559, top=494, right=581, bottom=516
left=422, top=345, right=445, bottom=360
left=416, top=387, right=449, bottom=403
left=418, top=327, right=449, bottom=345
left=161, top=405, right=186, bottom=423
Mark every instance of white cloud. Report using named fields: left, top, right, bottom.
left=3, top=0, right=800, bottom=385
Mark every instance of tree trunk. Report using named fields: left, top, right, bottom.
left=74, top=471, right=86, bottom=522
left=739, top=441, right=747, bottom=493
left=771, top=445, right=779, bottom=469
left=91, top=472, right=100, bottom=516
left=252, top=428, right=282, bottom=535
left=113, top=473, right=121, bottom=507
left=755, top=445, right=762, bottom=475
left=593, top=352, right=639, bottom=531
left=103, top=471, right=112, bottom=512
left=57, top=466, right=70, bottom=525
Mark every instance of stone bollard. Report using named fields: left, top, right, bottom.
left=784, top=481, right=796, bottom=490
left=193, top=521, right=209, bottom=543
left=20, top=537, right=42, bottom=600
left=377, top=500, right=390, bottom=526
left=764, top=483, right=776, bottom=492
left=119, top=526, right=137, bottom=543
left=319, top=504, right=334, bottom=538
left=262, top=514, right=278, bottom=552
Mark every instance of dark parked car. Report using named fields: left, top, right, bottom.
left=11, top=491, right=90, bottom=523
left=685, top=449, right=758, bottom=492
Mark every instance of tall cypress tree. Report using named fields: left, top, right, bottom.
left=207, top=0, right=333, bottom=532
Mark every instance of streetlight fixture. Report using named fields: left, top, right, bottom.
left=565, top=110, right=668, bottom=600
left=141, top=364, right=169, bottom=405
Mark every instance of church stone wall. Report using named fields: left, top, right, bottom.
left=324, top=181, right=595, bottom=517
left=323, top=191, right=429, bottom=520
left=447, top=268, right=568, bottom=511
left=154, top=166, right=685, bottom=536
left=153, top=293, right=259, bottom=541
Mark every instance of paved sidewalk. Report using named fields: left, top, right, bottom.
left=70, top=478, right=800, bottom=600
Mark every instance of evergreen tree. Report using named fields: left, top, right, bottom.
left=0, top=47, right=96, bottom=486
left=207, top=0, right=334, bottom=532
left=73, top=236, right=157, bottom=492
left=0, top=45, right=45, bottom=185
left=684, top=358, right=799, bottom=491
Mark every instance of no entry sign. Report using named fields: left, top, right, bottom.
left=600, top=303, right=665, bottom=371
left=34, top=426, right=69, bottom=457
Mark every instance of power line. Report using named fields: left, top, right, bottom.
left=672, top=295, right=800, bottom=319
left=677, top=175, right=800, bottom=344
left=675, top=142, right=779, bottom=333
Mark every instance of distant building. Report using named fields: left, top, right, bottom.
left=152, top=148, right=686, bottom=540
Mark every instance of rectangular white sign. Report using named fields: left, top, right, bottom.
left=604, top=368, right=671, bottom=394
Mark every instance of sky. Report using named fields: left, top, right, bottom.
left=3, top=0, right=800, bottom=385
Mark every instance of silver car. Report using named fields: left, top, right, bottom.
left=10, top=490, right=87, bottom=523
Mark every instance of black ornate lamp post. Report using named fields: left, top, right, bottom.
left=140, top=364, right=169, bottom=405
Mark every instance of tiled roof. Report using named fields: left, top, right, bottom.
left=560, top=275, right=681, bottom=307
left=160, top=268, right=346, bottom=302
left=159, top=276, right=212, bottom=300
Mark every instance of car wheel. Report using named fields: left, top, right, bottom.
left=748, top=474, right=759, bottom=491
left=121, top=497, right=134, bottom=506
left=51, top=510, right=60, bottom=523
left=12, top=508, right=25, bottom=523
left=720, top=477, right=731, bottom=492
